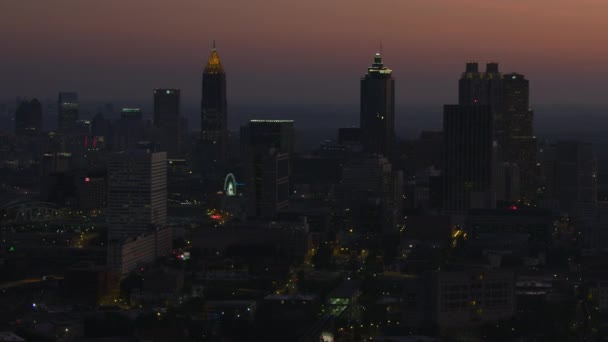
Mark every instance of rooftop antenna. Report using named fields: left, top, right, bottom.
left=380, top=40, right=383, bottom=55
left=213, top=39, right=216, bottom=49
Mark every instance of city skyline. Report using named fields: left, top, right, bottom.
left=2, top=0, right=608, bottom=106
left=3, top=2, right=608, bottom=341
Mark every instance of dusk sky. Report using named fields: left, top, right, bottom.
left=3, top=0, right=608, bottom=107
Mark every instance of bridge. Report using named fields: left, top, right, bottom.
left=1, top=200, right=65, bottom=224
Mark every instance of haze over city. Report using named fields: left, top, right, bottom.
left=3, top=0, right=608, bottom=106
left=3, top=1, right=608, bottom=341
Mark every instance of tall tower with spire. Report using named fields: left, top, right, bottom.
left=360, top=52, right=395, bottom=159
left=200, top=42, right=228, bottom=177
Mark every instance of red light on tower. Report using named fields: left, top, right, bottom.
left=509, top=205, right=518, bottom=211
left=85, top=177, right=91, bottom=183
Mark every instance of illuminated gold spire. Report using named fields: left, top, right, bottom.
left=204, top=42, right=224, bottom=74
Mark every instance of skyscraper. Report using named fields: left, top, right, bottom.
left=154, top=89, right=180, bottom=157
left=360, top=52, right=395, bottom=158
left=241, top=120, right=294, bottom=218
left=458, top=62, right=503, bottom=111
left=458, top=63, right=538, bottom=201
left=458, top=63, right=506, bottom=156
left=200, top=43, right=228, bottom=175
left=58, top=92, right=79, bottom=132
left=443, top=105, right=495, bottom=212
left=502, top=73, right=532, bottom=138
left=107, top=150, right=167, bottom=239
left=15, top=98, right=42, bottom=135
left=502, top=73, right=537, bottom=199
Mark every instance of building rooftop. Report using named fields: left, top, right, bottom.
left=204, top=48, right=224, bottom=74
left=367, top=52, right=392, bottom=75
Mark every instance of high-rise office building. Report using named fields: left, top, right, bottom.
left=458, top=62, right=503, bottom=111
left=443, top=105, right=495, bottom=212
left=58, top=92, right=79, bottom=132
left=458, top=62, right=504, bottom=153
left=459, top=65, right=535, bottom=141
left=360, top=52, right=395, bottom=158
left=153, top=89, right=180, bottom=157
left=200, top=43, right=228, bottom=175
left=502, top=73, right=537, bottom=199
left=458, top=63, right=538, bottom=201
left=241, top=120, right=294, bottom=218
left=502, top=73, right=532, bottom=138
left=15, top=98, right=42, bottom=135
left=107, top=150, right=167, bottom=239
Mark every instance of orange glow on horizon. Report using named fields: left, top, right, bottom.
left=2, top=0, right=608, bottom=105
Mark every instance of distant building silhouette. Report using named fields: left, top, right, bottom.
left=338, top=127, right=363, bottom=150
left=360, top=53, right=395, bottom=159
left=413, top=131, right=444, bottom=171
left=240, top=120, right=294, bottom=218
left=91, top=113, right=111, bottom=139
left=341, top=155, right=403, bottom=233
left=539, top=140, right=597, bottom=213
left=241, top=119, right=295, bottom=155
left=443, top=105, right=495, bottom=212
left=154, top=88, right=181, bottom=157
left=15, top=98, right=42, bottom=135
left=58, top=92, right=79, bottom=132
left=120, top=107, right=143, bottom=120
left=113, top=108, right=146, bottom=151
